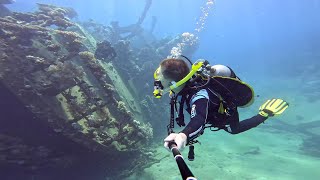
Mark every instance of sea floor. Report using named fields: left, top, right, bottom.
left=127, top=127, right=319, bottom=180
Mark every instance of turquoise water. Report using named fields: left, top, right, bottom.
left=4, top=0, right=320, bottom=179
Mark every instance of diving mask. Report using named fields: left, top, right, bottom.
left=153, top=67, right=167, bottom=98
left=153, top=60, right=204, bottom=98
left=153, top=80, right=164, bottom=98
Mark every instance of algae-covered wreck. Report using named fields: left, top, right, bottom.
left=0, top=1, right=199, bottom=179
left=0, top=3, right=154, bottom=179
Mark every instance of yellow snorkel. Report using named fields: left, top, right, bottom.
left=153, top=61, right=204, bottom=98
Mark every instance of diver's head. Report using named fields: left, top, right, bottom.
left=153, top=58, right=190, bottom=98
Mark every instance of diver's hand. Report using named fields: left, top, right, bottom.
left=164, top=133, right=187, bottom=152
left=259, top=98, right=289, bottom=118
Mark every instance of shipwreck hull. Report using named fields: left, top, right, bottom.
left=0, top=3, right=154, bottom=179
left=0, top=82, right=113, bottom=179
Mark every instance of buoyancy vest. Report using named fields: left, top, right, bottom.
left=174, top=76, right=254, bottom=129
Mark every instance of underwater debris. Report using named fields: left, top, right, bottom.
left=137, top=47, right=159, bottom=71
left=114, top=40, right=131, bottom=56
left=112, top=40, right=132, bottom=68
left=95, top=40, right=116, bottom=61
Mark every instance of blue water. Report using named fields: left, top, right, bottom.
left=9, top=0, right=319, bottom=72
left=4, top=0, right=320, bottom=179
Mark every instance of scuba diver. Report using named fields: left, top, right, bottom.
left=153, top=57, right=289, bottom=158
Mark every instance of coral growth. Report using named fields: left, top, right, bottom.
left=79, top=51, right=96, bottom=62
left=36, top=3, right=77, bottom=28
left=54, top=30, right=85, bottom=52
left=0, top=2, right=84, bottom=55
left=95, top=40, right=116, bottom=62
left=132, top=119, right=153, bottom=141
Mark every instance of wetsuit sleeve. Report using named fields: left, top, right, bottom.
left=226, top=111, right=268, bottom=134
left=181, top=98, right=209, bottom=143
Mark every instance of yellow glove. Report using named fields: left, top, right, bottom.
left=259, top=98, right=289, bottom=118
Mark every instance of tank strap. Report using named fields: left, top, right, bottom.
left=176, top=95, right=186, bottom=127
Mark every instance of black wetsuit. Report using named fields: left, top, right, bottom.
left=179, top=86, right=268, bottom=144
